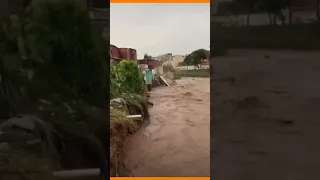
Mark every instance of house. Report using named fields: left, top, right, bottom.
left=137, top=58, right=162, bottom=84
left=157, top=53, right=173, bottom=65
left=137, top=59, right=160, bottom=69
left=110, top=44, right=137, bottom=66
left=110, top=44, right=121, bottom=65
left=172, top=55, right=185, bottom=67
left=200, top=59, right=210, bottom=69
left=156, top=53, right=187, bottom=68
left=118, top=48, right=137, bottom=61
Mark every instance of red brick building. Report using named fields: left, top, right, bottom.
left=137, top=59, right=161, bottom=68
left=110, top=44, right=137, bottom=65
left=119, top=48, right=137, bottom=61
left=110, top=44, right=121, bottom=60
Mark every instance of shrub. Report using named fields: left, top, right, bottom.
left=110, top=60, right=144, bottom=104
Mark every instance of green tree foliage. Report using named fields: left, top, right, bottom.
left=183, top=54, right=193, bottom=65
left=191, top=49, right=208, bottom=67
left=24, top=0, right=108, bottom=102
left=183, top=49, right=209, bottom=68
left=0, top=0, right=110, bottom=174
left=0, top=0, right=109, bottom=109
left=143, top=53, right=152, bottom=60
left=110, top=60, right=144, bottom=104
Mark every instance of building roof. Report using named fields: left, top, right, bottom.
left=110, top=44, right=137, bottom=61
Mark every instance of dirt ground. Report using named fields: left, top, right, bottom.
left=124, top=78, right=210, bottom=177
left=212, top=50, right=320, bottom=180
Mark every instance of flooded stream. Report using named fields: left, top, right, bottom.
left=124, top=78, right=210, bottom=176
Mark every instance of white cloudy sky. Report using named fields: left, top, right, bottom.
left=110, top=4, right=210, bottom=59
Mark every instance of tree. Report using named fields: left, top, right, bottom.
left=259, top=0, right=287, bottom=24
left=235, top=0, right=259, bottom=26
left=144, top=53, right=152, bottom=60
left=0, top=1, right=110, bottom=177
left=183, top=54, right=193, bottom=66
left=183, top=49, right=209, bottom=68
left=190, top=49, right=208, bottom=68
left=144, top=54, right=147, bottom=60
left=25, top=0, right=108, bottom=103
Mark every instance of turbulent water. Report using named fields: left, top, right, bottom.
left=124, top=78, right=210, bottom=177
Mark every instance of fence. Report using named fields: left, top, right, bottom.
left=175, top=65, right=210, bottom=70
left=174, top=69, right=210, bottom=79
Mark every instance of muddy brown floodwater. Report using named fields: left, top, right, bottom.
left=124, top=77, right=210, bottom=177
left=212, top=50, right=320, bottom=180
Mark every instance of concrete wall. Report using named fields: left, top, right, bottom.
left=157, top=53, right=173, bottom=66
left=176, top=66, right=198, bottom=70
left=175, top=65, right=209, bottom=70
left=159, top=54, right=186, bottom=67
left=172, top=55, right=185, bottom=67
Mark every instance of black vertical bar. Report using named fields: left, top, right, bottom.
left=105, top=1, right=110, bottom=180
left=209, top=0, right=214, bottom=178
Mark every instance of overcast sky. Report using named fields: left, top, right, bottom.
left=110, top=4, right=210, bottom=59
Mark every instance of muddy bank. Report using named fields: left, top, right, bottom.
left=212, top=50, right=320, bottom=180
left=124, top=78, right=210, bottom=177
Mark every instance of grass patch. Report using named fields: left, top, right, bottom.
left=174, top=69, right=210, bottom=79
left=110, top=108, right=137, bottom=129
left=110, top=108, right=139, bottom=176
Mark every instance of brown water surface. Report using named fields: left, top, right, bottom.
left=124, top=78, right=210, bottom=177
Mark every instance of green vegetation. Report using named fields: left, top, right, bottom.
left=109, top=60, right=147, bottom=176
left=0, top=0, right=111, bottom=178
left=110, top=108, right=137, bottom=176
left=111, top=60, right=144, bottom=97
left=1, top=0, right=146, bottom=178
left=174, top=69, right=210, bottom=79
left=182, top=49, right=209, bottom=68
left=27, top=0, right=107, bottom=102
left=110, top=60, right=144, bottom=106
